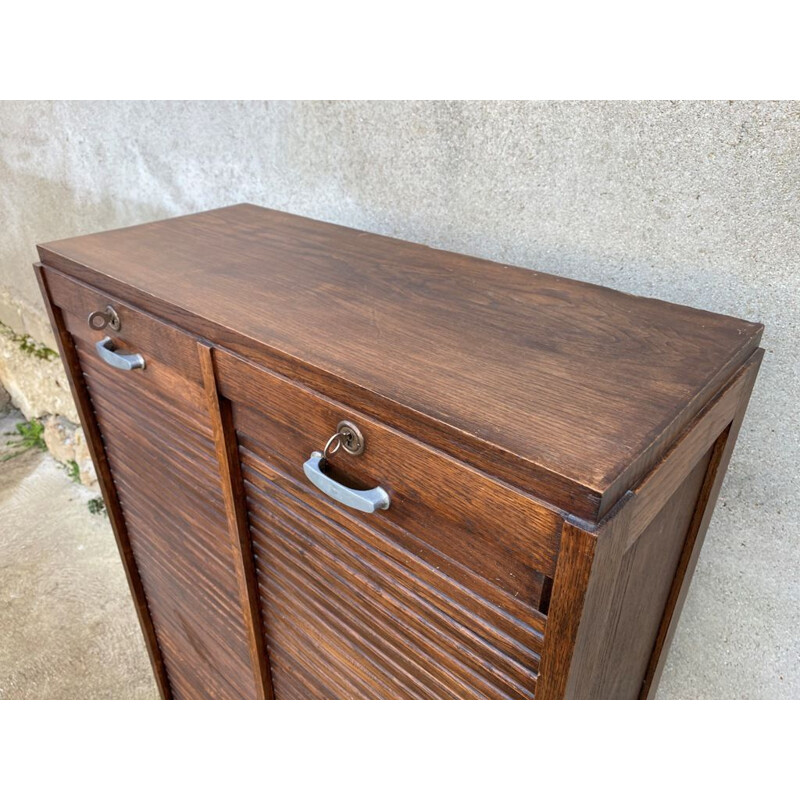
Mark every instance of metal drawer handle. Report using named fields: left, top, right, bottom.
left=95, top=336, right=146, bottom=371
left=303, top=452, right=390, bottom=513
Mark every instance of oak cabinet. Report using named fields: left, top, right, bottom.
left=35, top=204, right=762, bottom=699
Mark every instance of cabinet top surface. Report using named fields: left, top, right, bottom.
left=38, top=204, right=762, bottom=518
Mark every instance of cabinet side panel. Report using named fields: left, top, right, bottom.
left=560, top=351, right=762, bottom=699
left=590, top=449, right=712, bottom=698
left=642, top=351, right=762, bottom=697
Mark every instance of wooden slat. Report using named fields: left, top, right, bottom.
left=42, top=266, right=260, bottom=699
left=250, top=503, right=536, bottom=697
left=34, top=263, right=171, bottom=698
left=240, top=447, right=548, bottom=644
left=217, top=348, right=563, bottom=587
left=243, top=456, right=540, bottom=699
left=257, top=552, right=463, bottom=699
left=245, top=481, right=543, bottom=675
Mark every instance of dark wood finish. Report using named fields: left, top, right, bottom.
left=534, top=522, right=596, bottom=700
left=34, top=264, right=171, bottom=699
left=35, top=205, right=764, bottom=699
left=245, top=460, right=542, bottom=698
left=537, top=352, right=763, bottom=698
left=218, top=357, right=548, bottom=698
left=579, top=450, right=712, bottom=698
left=197, top=343, right=274, bottom=699
left=37, top=204, right=763, bottom=521
left=640, top=351, right=761, bottom=697
left=44, top=268, right=260, bottom=699
left=621, top=353, right=763, bottom=548
left=215, top=349, right=562, bottom=600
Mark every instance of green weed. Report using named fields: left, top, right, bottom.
left=87, top=497, right=106, bottom=516
left=0, top=322, right=58, bottom=361
left=2, top=419, right=47, bottom=461
left=63, top=459, right=81, bottom=483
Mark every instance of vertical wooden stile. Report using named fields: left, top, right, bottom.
left=34, top=263, right=172, bottom=699
left=535, top=522, right=597, bottom=699
left=197, top=341, right=274, bottom=700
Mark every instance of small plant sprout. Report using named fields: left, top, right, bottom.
left=2, top=419, right=47, bottom=461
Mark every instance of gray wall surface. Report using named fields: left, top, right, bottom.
left=1, top=100, right=797, bottom=697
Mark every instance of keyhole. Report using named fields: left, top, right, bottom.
left=337, top=421, right=365, bottom=455
left=87, top=305, right=121, bottom=332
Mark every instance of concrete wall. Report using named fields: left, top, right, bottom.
left=1, top=101, right=797, bottom=697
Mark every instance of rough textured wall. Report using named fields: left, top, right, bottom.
left=0, top=100, right=797, bottom=697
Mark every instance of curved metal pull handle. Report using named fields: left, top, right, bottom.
left=95, top=336, right=146, bottom=371
left=303, top=452, right=390, bottom=513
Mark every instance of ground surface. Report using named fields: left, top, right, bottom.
left=1, top=405, right=796, bottom=700
left=0, top=410, right=158, bottom=699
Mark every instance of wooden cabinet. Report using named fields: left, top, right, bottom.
left=35, top=204, right=763, bottom=699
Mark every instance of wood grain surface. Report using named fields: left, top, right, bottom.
left=215, top=349, right=562, bottom=594
left=537, top=353, right=763, bottom=698
left=35, top=205, right=764, bottom=700
left=217, top=353, right=550, bottom=698
left=35, top=264, right=172, bottom=699
left=45, top=268, right=259, bottom=699
left=37, top=204, right=763, bottom=520
left=241, top=444, right=544, bottom=699
left=198, top=343, right=274, bottom=699
left=640, top=351, right=762, bottom=697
